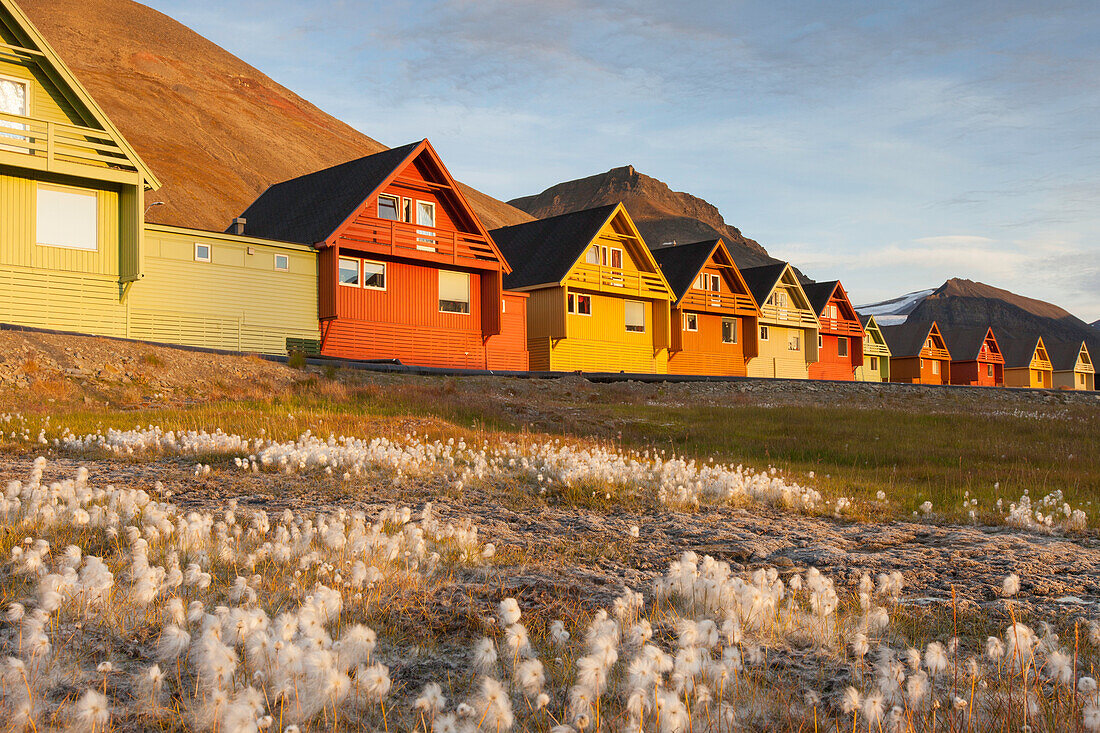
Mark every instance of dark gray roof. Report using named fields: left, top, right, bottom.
left=940, top=327, right=996, bottom=361
left=491, top=205, right=619, bottom=290
left=859, top=314, right=876, bottom=328
left=231, top=141, right=423, bottom=244
left=1045, top=339, right=1087, bottom=371
left=997, top=334, right=1044, bottom=368
left=649, top=239, right=721, bottom=302
left=881, top=320, right=940, bottom=358
left=802, top=281, right=840, bottom=317
left=739, top=263, right=789, bottom=307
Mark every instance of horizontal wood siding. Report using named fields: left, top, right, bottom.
left=808, top=334, right=859, bottom=381
left=334, top=257, right=482, bottom=332
left=549, top=338, right=667, bottom=373
left=323, top=319, right=490, bottom=369
left=854, top=358, right=886, bottom=383
left=890, top=356, right=950, bottom=385
left=0, top=263, right=125, bottom=335
left=129, top=228, right=319, bottom=355
left=527, top=338, right=552, bottom=371
left=1005, top=367, right=1052, bottom=389
left=668, top=312, right=749, bottom=376
left=1053, top=371, right=1094, bottom=390
left=950, top=360, right=1002, bottom=387
left=746, top=326, right=812, bottom=379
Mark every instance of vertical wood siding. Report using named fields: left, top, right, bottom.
left=667, top=311, right=749, bottom=376
left=808, top=334, right=859, bottom=381
left=526, top=287, right=566, bottom=340
left=485, top=293, right=528, bottom=370
left=745, top=325, right=814, bottom=379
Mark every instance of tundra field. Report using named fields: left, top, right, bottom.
left=0, top=332, right=1099, bottom=732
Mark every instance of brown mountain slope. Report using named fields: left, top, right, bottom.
left=509, top=166, right=777, bottom=268
left=19, top=0, right=532, bottom=232
left=907, top=279, right=1100, bottom=355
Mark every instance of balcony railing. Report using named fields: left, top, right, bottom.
left=339, top=218, right=501, bottom=269
left=680, top=290, right=757, bottom=314
left=570, top=264, right=670, bottom=299
left=817, top=316, right=865, bottom=335
left=761, top=304, right=818, bottom=327
left=0, top=110, right=139, bottom=182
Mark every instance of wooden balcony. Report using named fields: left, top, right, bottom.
left=0, top=110, right=140, bottom=184
left=817, top=316, right=865, bottom=336
left=680, top=290, right=757, bottom=315
left=569, top=264, right=670, bottom=299
left=760, top=304, right=818, bottom=328
left=338, top=218, right=502, bottom=270
left=921, top=346, right=952, bottom=360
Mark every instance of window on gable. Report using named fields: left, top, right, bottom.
left=683, top=313, right=698, bottom=332
left=697, top=273, right=720, bottom=292
left=439, top=270, right=470, bottom=313
left=0, top=75, right=30, bottom=148
left=585, top=245, right=600, bottom=265
left=603, top=247, right=623, bottom=269
left=363, top=260, right=386, bottom=290
left=624, top=300, right=645, bottom=332
left=721, top=318, right=737, bottom=344
left=338, top=257, right=359, bottom=286
left=377, top=194, right=400, bottom=221
left=36, top=185, right=97, bottom=251
left=567, top=292, right=592, bottom=315
left=838, top=337, right=848, bottom=357
left=416, top=201, right=437, bottom=249
left=827, top=304, right=838, bottom=320
left=274, top=254, right=289, bottom=271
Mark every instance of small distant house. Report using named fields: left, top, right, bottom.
left=740, top=263, right=820, bottom=379
left=237, top=139, right=528, bottom=370
left=649, top=239, right=759, bottom=376
left=856, top=315, right=891, bottom=382
left=804, top=280, right=863, bottom=381
left=941, top=326, right=1004, bottom=387
left=1047, top=339, right=1094, bottom=391
left=1001, top=335, right=1053, bottom=389
left=880, top=320, right=951, bottom=385
left=490, top=203, right=675, bottom=373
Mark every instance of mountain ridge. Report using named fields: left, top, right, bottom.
left=509, top=166, right=778, bottom=269
left=19, top=0, right=533, bottom=232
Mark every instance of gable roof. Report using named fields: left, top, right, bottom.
left=650, top=240, right=721, bottom=301
left=234, top=142, right=422, bottom=245
left=802, top=281, right=840, bottom=317
left=881, top=320, right=944, bottom=358
left=997, top=334, right=1046, bottom=368
left=940, top=327, right=999, bottom=361
left=739, top=263, right=789, bottom=307
left=491, top=204, right=621, bottom=290
left=1044, top=339, right=1088, bottom=371
left=0, top=0, right=159, bottom=189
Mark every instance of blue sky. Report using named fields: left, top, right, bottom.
left=144, top=0, right=1100, bottom=320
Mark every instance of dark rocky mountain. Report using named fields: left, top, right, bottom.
left=865, top=278, right=1100, bottom=355
left=509, top=166, right=778, bottom=269
left=20, top=0, right=533, bottom=232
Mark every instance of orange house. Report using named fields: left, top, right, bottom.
left=235, top=140, right=528, bottom=370
left=942, top=327, right=1004, bottom=387
left=881, top=320, right=952, bottom=385
left=650, top=239, right=760, bottom=375
left=804, top=281, right=863, bottom=381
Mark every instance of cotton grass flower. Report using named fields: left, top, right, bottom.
left=72, top=689, right=108, bottom=731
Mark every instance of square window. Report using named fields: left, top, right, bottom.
left=838, top=337, right=848, bottom=357
left=377, top=194, right=400, bottom=221
left=624, top=300, right=645, bottom=332
left=439, top=270, right=470, bottom=313
left=760, top=325, right=769, bottom=341
left=567, top=293, right=592, bottom=315
left=194, top=243, right=211, bottom=262
left=37, top=185, right=97, bottom=251
left=363, top=260, right=386, bottom=290
left=721, top=318, right=737, bottom=344
left=788, top=333, right=800, bottom=351
left=338, top=257, right=359, bottom=286
left=274, top=254, right=289, bottom=271
left=683, top=313, right=698, bottom=332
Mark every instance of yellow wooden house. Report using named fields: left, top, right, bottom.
left=1049, top=339, right=1095, bottom=391
left=490, top=203, right=675, bottom=372
left=1001, top=334, right=1053, bottom=389
left=740, top=263, right=820, bottom=379
left=855, top=314, right=891, bottom=382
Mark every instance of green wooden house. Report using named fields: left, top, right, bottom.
left=0, top=0, right=318, bottom=354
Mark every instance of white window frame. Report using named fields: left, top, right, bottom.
left=362, top=259, right=386, bottom=291
left=624, top=300, right=646, bottom=333
left=818, top=335, right=823, bottom=349
left=0, top=74, right=30, bottom=150
left=274, top=253, right=289, bottom=271
left=36, top=184, right=98, bottom=251
left=721, top=317, right=737, bottom=344
left=602, top=246, right=623, bottom=268
left=838, top=336, right=848, bottom=358
left=760, top=325, right=769, bottom=341
left=438, top=270, right=470, bottom=314
left=194, top=242, right=211, bottom=262
left=567, top=292, right=593, bottom=316
left=338, top=257, right=360, bottom=287
left=585, top=245, right=600, bottom=265
left=788, top=332, right=801, bottom=352
left=870, top=356, right=879, bottom=371
left=932, top=360, right=940, bottom=375
left=987, top=364, right=994, bottom=378
left=377, top=194, right=401, bottom=221
left=416, top=200, right=437, bottom=249
left=683, top=313, right=698, bottom=332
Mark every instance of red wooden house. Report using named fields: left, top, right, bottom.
left=650, top=239, right=760, bottom=375
left=804, top=281, right=863, bottom=381
left=942, top=327, right=1004, bottom=387
left=881, top=320, right=952, bottom=385
left=236, top=140, right=528, bottom=370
